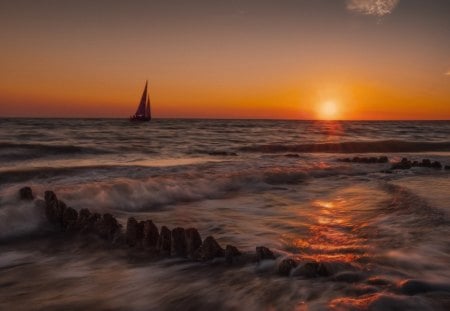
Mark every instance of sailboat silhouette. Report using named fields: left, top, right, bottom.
left=130, top=81, right=151, bottom=121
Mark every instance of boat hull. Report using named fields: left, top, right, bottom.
left=129, top=116, right=151, bottom=122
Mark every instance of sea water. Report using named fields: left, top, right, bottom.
left=0, top=119, right=449, bottom=310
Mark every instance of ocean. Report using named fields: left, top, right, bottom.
left=0, top=118, right=449, bottom=310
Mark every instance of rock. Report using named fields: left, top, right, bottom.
left=171, top=227, right=187, bottom=257
left=391, top=158, right=412, bottom=170
left=185, top=228, right=202, bottom=257
left=62, top=206, right=78, bottom=231
left=278, top=258, right=298, bottom=276
left=292, top=262, right=330, bottom=278
left=142, top=220, right=159, bottom=248
left=431, top=161, right=442, bottom=169
left=19, top=186, right=34, bottom=200
left=421, top=159, right=431, bottom=167
left=445, top=165, right=450, bottom=170
left=378, top=156, right=389, bottom=163
left=256, top=246, right=275, bottom=261
left=95, top=213, right=121, bottom=240
left=193, top=236, right=224, bottom=261
left=157, top=226, right=171, bottom=256
left=44, top=190, right=57, bottom=204
left=77, top=208, right=98, bottom=233
left=126, top=217, right=144, bottom=247
left=225, top=245, right=241, bottom=264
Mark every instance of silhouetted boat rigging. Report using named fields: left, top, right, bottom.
left=130, top=81, right=151, bottom=121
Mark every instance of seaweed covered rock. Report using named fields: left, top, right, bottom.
left=193, top=236, right=224, bottom=261
left=278, top=258, right=298, bottom=276
left=256, top=246, right=275, bottom=261
left=142, top=220, right=159, bottom=248
left=185, top=228, right=202, bottom=257
left=171, top=227, right=187, bottom=257
left=157, top=226, right=172, bottom=256
left=19, top=186, right=34, bottom=201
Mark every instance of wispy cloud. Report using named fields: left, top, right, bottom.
left=446, top=70, right=450, bottom=76
left=347, top=0, right=400, bottom=16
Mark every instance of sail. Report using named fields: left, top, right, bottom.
left=134, top=81, right=148, bottom=116
left=145, top=94, right=151, bottom=120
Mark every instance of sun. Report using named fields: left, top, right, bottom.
left=318, top=100, right=339, bottom=120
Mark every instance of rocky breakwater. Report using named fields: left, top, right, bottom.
left=17, top=187, right=361, bottom=279
left=390, top=158, right=447, bottom=170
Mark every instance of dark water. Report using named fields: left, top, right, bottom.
left=0, top=119, right=449, bottom=310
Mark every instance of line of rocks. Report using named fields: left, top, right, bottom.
left=391, top=158, right=449, bottom=170
left=18, top=187, right=342, bottom=278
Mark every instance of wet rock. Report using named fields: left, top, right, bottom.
left=278, top=258, right=298, bottom=276
left=193, top=236, right=224, bottom=261
left=225, top=245, right=241, bottom=264
left=171, top=227, right=187, bottom=257
left=421, top=159, right=431, bottom=167
left=142, top=220, right=159, bottom=248
left=77, top=208, right=98, bottom=233
left=391, top=158, right=412, bottom=170
left=19, top=186, right=34, bottom=200
left=157, top=226, right=172, bottom=256
left=431, top=161, right=442, bottom=169
left=95, top=213, right=121, bottom=241
left=62, top=206, right=78, bottom=231
left=378, top=156, right=389, bottom=163
left=185, top=228, right=202, bottom=257
left=44, top=190, right=57, bottom=204
left=126, top=217, right=144, bottom=247
left=256, top=246, right=275, bottom=261
left=292, top=262, right=330, bottom=278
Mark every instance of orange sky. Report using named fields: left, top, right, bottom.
left=0, top=0, right=449, bottom=119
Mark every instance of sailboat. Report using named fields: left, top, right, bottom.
left=130, top=81, right=152, bottom=122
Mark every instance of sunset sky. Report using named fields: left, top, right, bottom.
left=0, top=0, right=449, bottom=119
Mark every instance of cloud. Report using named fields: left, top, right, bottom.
left=347, top=0, right=400, bottom=16
left=446, top=71, right=450, bottom=76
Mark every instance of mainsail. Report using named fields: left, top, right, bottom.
left=130, top=81, right=152, bottom=121
left=134, top=81, right=148, bottom=117
left=145, top=95, right=151, bottom=120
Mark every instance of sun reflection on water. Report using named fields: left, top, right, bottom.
left=285, top=197, right=368, bottom=263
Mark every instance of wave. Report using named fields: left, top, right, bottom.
left=239, top=140, right=450, bottom=154
left=0, top=142, right=109, bottom=160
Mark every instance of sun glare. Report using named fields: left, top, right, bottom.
left=318, top=100, right=339, bottom=120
